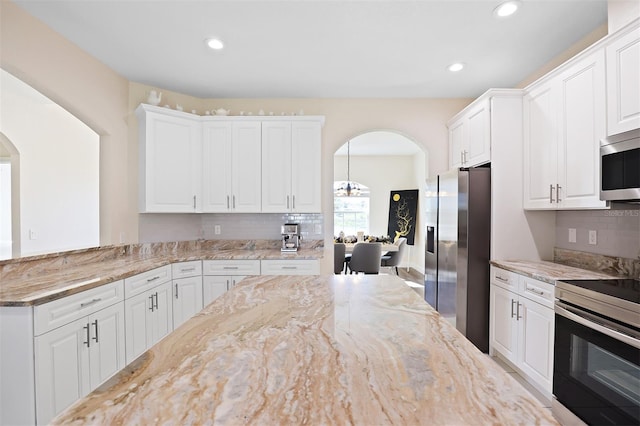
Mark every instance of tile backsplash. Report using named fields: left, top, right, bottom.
left=555, top=203, right=640, bottom=259
left=139, top=213, right=324, bottom=243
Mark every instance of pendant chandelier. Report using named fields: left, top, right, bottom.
left=336, top=140, right=361, bottom=197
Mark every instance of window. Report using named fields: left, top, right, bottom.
left=334, top=181, right=370, bottom=237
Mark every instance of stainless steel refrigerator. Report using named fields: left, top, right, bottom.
left=424, top=167, right=491, bottom=352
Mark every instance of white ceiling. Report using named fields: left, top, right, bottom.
left=14, top=0, right=608, bottom=99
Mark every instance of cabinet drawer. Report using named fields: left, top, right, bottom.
left=34, top=280, right=124, bottom=336
left=261, top=259, right=320, bottom=275
left=519, top=276, right=554, bottom=308
left=490, top=266, right=518, bottom=291
left=124, top=265, right=172, bottom=299
left=171, top=261, right=202, bottom=279
left=202, top=260, right=260, bottom=276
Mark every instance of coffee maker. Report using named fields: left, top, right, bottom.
left=281, top=223, right=302, bottom=252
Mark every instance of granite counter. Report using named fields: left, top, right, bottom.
left=0, top=246, right=322, bottom=306
left=491, top=259, right=619, bottom=285
left=51, top=274, right=558, bottom=425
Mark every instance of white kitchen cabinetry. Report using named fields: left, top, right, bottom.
left=136, top=104, right=202, bottom=213
left=523, top=49, right=607, bottom=210
left=202, top=260, right=260, bottom=306
left=19, top=280, right=125, bottom=425
left=261, top=259, right=320, bottom=275
left=34, top=301, right=125, bottom=424
left=606, top=24, right=640, bottom=135
left=124, top=266, right=174, bottom=364
left=261, top=121, right=322, bottom=213
left=171, top=261, right=203, bottom=329
left=447, top=99, right=490, bottom=169
left=490, top=266, right=554, bottom=397
left=202, top=121, right=262, bottom=212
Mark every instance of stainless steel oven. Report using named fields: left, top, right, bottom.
left=600, top=129, right=640, bottom=202
left=553, top=279, right=639, bottom=425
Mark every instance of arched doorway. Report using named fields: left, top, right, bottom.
left=333, top=130, right=427, bottom=277
left=0, top=132, right=20, bottom=259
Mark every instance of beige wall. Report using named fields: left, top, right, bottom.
left=609, top=0, right=640, bottom=33
left=2, top=0, right=468, bottom=265
left=1, top=1, right=132, bottom=247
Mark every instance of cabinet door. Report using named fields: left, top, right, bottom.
left=150, top=282, right=174, bottom=346
left=202, top=275, right=230, bottom=307
left=465, top=100, right=491, bottom=166
left=523, top=81, right=559, bottom=209
left=202, top=122, right=233, bottom=212
left=448, top=119, right=465, bottom=169
left=606, top=26, right=640, bottom=135
left=231, top=121, right=262, bottom=212
left=291, top=121, right=322, bottom=212
left=172, top=276, right=203, bottom=329
left=140, top=111, right=202, bottom=212
left=88, top=302, right=125, bottom=390
left=489, top=284, right=518, bottom=364
left=517, top=297, right=554, bottom=394
left=262, top=122, right=292, bottom=212
left=558, top=50, right=607, bottom=209
left=35, top=317, right=90, bottom=425
left=124, top=290, right=153, bottom=364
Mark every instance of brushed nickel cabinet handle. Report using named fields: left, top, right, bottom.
left=175, top=283, right=179, bottom=299
left=495, top=275, right=509, bottom=283
left=193, top=195, right=196, bottom=209
left=83, top=323, right=91, bottom=347
left=526, top=286, right=544, bottom=296
left=92, top=320, right=99, bottom=343
left=226, top=195, right=230, bottom=209
left=511, top=299, right=516, bottom=318
left=556, top=184, right=562, bottom=202
left=146, top=276, right=160, bottom=283
left=517, top=302, right=522, bottom=320
left=549, top=184, right=555, bottom=203
left=154, top=292, right=159, bottom=310
left=292, top=195, right=295, bottom=209
left=80, top=298, right=102, bottom=308
left=149, top=294, right=155, bottom=312
left=233, top=195, right=236, bottom=209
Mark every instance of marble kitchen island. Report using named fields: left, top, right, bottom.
left=52, top=274, right=558, bottom=425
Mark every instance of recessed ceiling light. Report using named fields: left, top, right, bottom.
left=493, top=1, right=520, bottom=18
left=448, top=63, right=465, bottom=72
left=205, top=38, right=224, bottom=50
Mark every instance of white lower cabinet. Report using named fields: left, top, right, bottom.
left=30, top=281, right=126, bottom=425
left=260, top=259, right=320, bottom=275
left=172, top=261, right=203, bottom=329
left=202, top=275, right=246, bottom=306
left=124, top=280, right=173, bottom=364
left=490, top=266, right=554, bottom=396
left=202, top=259, right=260, bottom=306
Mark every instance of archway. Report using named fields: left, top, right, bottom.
left=333, top=130, right=427, bottom=276
left=0, top=132, right=20, bottom=259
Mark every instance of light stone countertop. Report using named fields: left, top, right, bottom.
left=491, top=259, right=619, bottom=285
left=0, top=248, right=321, bottom=306
left=51, top=274, right=558, bottom=426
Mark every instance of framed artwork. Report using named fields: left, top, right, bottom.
left=387, top=189, right=418, bottom=245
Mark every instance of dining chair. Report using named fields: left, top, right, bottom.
left=334, top=243, right=346, bottom=274
left=381, top=237, right=407, bottom=275
left=348, top=242, right=382, bottom=274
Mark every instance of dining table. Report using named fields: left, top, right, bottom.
left=343, top=242, right=399, bottom=253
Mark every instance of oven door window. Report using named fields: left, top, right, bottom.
left=554, top=314, right=640, bottom=425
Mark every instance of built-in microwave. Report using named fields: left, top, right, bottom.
left=600, top=129, right=640, bottom=202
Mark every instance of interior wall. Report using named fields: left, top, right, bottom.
left=1, top=1, right=132, bottom=248
left=608, top=0, right=640, bottom=33
left=1, top=72, right=100, bottom=256
left=130, top=83, right=470, bottom=273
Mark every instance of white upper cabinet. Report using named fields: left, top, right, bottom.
left=606, top=24, right=640, bottom=135
left=262, top=120, right=322, bottom=213
left=202, top=121, right=262, bottom=212
left=136, top=105, right=202, bottom=213
left=448, top=99, right=490, bottom=169
left=524, top=49, right=607, bottom=210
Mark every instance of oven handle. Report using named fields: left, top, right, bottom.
left=555, top=302, right=640, bottom=350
